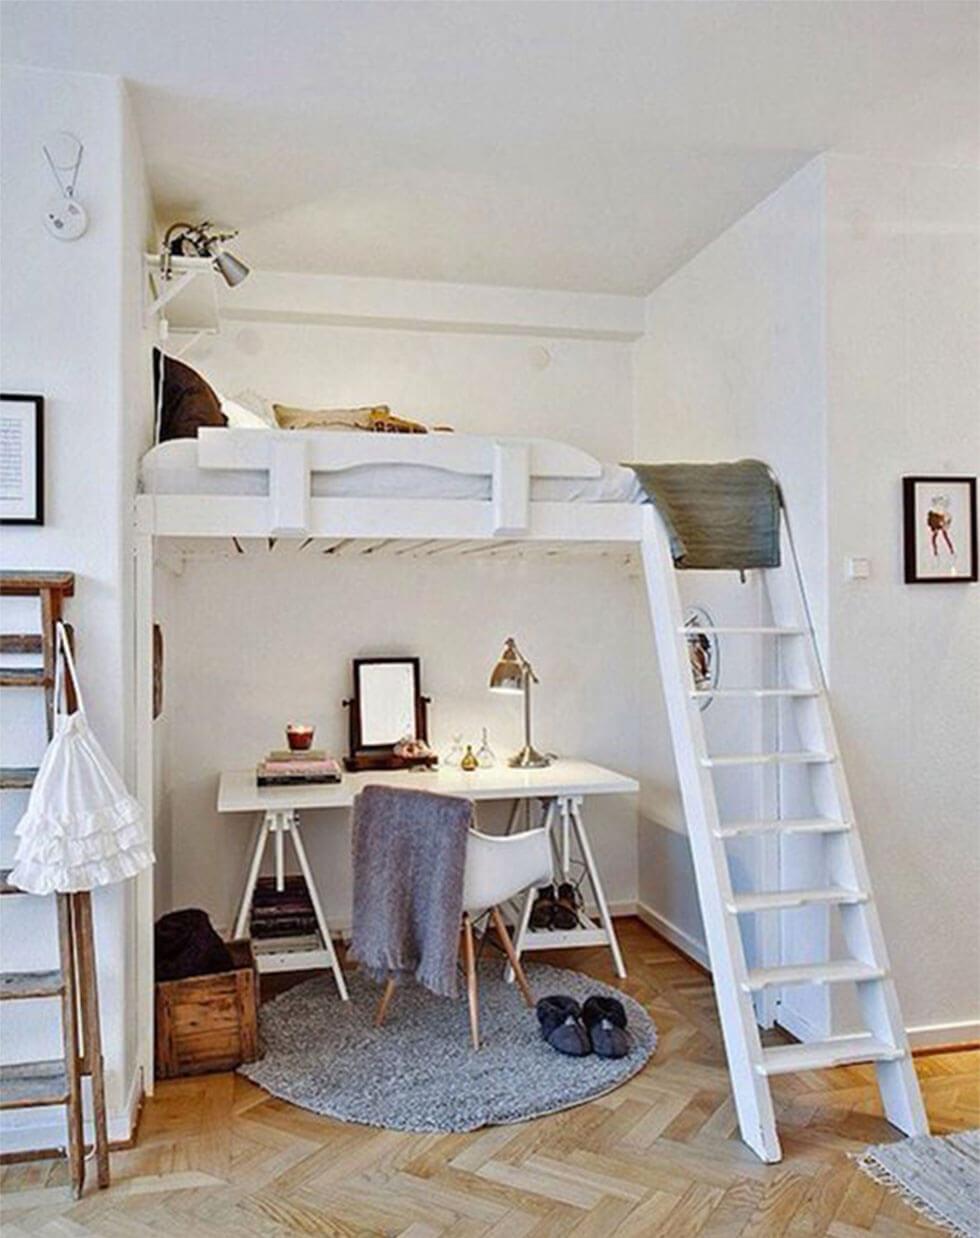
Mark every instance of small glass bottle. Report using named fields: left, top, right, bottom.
left=444, top=734, right=465, bottom=766
left=461, top=744, right=478, bottom=772
left=476, top=727, right=496, bottom=769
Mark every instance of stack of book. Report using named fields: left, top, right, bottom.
left=250, top=876, right=318, bottom=940
left=256, top=749, right=342, bottom=787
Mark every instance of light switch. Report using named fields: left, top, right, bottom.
left=846, top=556, right=871, bottom=580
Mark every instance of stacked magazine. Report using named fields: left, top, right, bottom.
left=256, top=749, right=343, bottom=787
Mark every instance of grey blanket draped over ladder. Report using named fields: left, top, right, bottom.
left=626, top=459, right=782, bottom=570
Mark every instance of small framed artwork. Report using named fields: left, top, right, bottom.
left=0, top=394, right=44, bottom=526
left=903, top=476, right=977, bottom=584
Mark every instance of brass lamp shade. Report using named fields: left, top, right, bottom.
left=487, top=637, right=550, bottom=768
left=488, top=638, right=524, bottom=694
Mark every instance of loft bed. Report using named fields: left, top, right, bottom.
left=132, top=428, right=656, bottom=1095
left=132, top=427, right=923, bottom=1167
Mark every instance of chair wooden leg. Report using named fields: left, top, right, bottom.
left=374, top=978, right=397, bottom=1027
left=462, top=913, right=480, bottom=1050
left=490, top=906, right=534, bottom=1008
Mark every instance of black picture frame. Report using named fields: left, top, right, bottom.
left=903, top=476, right=977, bottom=584
left=0, top=393, right=44, bottom=526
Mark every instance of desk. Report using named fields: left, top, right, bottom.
left=217, top=760, right=638, bottom=1000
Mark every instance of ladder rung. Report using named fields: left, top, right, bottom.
left=0, top=869, right=28, bottom=896
left=0, top=970, right=64, bottom=1001
left=691, top=688, right=819, bottom=700
left=0, top=1059, right=69, bottom=1109
left=743, top=961, right=885, bottom=992
left=0, top=634, right=42, bottom=654
left=758, top=1036, right=904, bottom=1076
left=0, top=766, right=38, bottom=790
left=703, top=751, right=834, bottom=768
left=0, top=667, right=49, bottom=688
left=727, top=886, right=868, bottom=914
left=715, top=817, right=850, bottom=839
left=0, top=571, right=75, bottom=598
left=678, top=625, right=806, bottom=635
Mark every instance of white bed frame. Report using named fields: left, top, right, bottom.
left=133, top=429, right=645, bottom=1091
left=133, top=428, right=923, bottom=1164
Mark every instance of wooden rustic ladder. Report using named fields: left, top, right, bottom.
left=640, top=504, right=928, bottom=1163
left=0, top=571, right=110, bottom=1196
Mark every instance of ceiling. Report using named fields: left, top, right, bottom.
left=3, top=1, right=977, bottom=295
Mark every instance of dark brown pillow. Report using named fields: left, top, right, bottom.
left=153, top=348, right=227, bottom=442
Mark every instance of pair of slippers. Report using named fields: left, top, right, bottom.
left=536, top=994, right=631, bottom=1059
left=530, top=883, right=580, bottom=931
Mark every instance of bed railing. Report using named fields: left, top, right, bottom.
left=194, top=428, right=604, bottom=537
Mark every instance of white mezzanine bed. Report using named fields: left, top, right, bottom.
left=132, top=426, right=925, bottom=1166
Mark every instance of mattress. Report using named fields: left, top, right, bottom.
left=140, top=439, right=645, bottom=504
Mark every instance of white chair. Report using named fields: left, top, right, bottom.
left=375, top=824, right=553, bottom=1049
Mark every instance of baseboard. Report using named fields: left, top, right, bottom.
left=906, top=1019, right=980, bottom=1051
left=635, top=900, right=710, bottom=970
left=0, top=1066, right=143, bottom=1160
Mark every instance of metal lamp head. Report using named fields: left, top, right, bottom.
left=212, top=248, right=250, bottom=288
left=489, top=637, right=525, bottom=694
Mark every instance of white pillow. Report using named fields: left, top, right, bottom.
left=230, top=389, right=278, bottom=428
left=219, top=394, right=271, bottom=430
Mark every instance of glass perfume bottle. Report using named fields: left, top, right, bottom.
left=476, top=727, right=496, bottom=768
left=444, top=734, right=465, bottom=766
left=461, top=745, right=478, bottom=772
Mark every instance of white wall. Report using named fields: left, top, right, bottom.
left=0, top=64, right=153, bottom=1152
left=632, top=152, right=980, bottom=1044
left=823, top=153, right=980, bottom=1043
left=156, top=305, right=642, bottom=933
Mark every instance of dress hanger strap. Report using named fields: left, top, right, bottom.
left=55, top=620, right=85, bottom=714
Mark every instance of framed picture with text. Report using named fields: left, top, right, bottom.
left=903, top=476, right=977, bottom=583
left=0, top=394, right=44, bottom=526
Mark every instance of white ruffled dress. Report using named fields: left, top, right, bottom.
left=10, top=623, right=154, bottom=895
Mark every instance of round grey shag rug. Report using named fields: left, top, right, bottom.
left=240, top=961, right=657, bottom=1132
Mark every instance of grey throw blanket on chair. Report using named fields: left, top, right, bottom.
left=626, top=459, right=782, bottom=570
left=348, top=784, right=473, bottom=998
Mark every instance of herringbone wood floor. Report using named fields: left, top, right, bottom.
left=2, top=920, right=977, bottom=1236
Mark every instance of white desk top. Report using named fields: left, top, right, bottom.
left=217, top=759, right=638, bottom=815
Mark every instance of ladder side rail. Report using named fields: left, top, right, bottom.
left=640, top=507, right=781, bottom=1163
left=766, top=518, right=928, bottom=1136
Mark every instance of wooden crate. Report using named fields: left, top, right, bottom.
left=155, top=939, right=259, bottom=1079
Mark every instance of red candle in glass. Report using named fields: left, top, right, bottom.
left=286, top=724, right=315, bottom=751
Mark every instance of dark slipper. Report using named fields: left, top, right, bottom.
left=552, top=882, right=579, bottom=931
left=582, top=994, right=631, bottom=1059
left=536, top=994, right=591, bottom=1057
left=530, top=884, right=556, bottom=930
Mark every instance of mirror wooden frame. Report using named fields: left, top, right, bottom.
left=342, top=656, right=436, bottom=771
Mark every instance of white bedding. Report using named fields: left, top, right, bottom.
left=140, top=439, right=645, bottom=503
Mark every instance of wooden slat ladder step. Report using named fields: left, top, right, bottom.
left=760, top=1036, right=905, bottom=1076
left=715, top=816, right=851, bottom=839
left=743, top=960, right=885, bottom=991
left=0, top=571, right=109, bottom=1197
left=0, top=1061, right=70, bottom=1109
left=0, top=969, right=65, bottom=1000
left=641, top=498, right=927, bottom=1164
left=0, top=767, right=38, bottom=790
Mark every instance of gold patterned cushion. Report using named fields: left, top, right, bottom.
left=273, top=404, right=428, bottom=434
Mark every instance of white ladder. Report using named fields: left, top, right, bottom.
left=640, top=503, right=928, bottom=1163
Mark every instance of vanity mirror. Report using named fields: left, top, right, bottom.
left=342, top=657, right=436, bottom=771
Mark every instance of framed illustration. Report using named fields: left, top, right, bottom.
left=0, top=394, right=44, bottom=525
left=903, top=476, right=977, bottom=584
